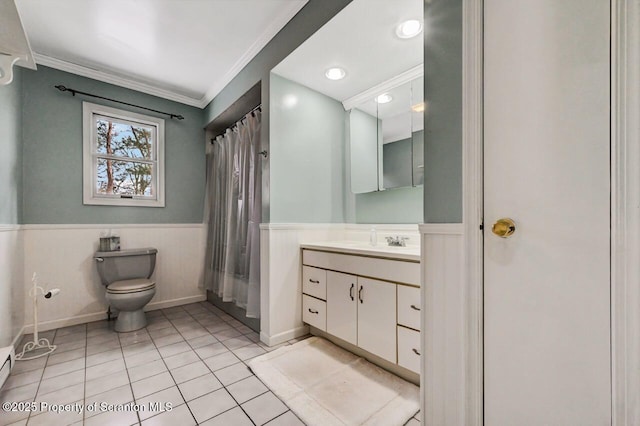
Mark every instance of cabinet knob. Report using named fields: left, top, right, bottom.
left=358, top=285, right=363, bottom=303
left=349, top=283, right=354, bottom=301
left=410, top=304, right=420, bottom=311
left=412, top=348, right=421, bottom=356
left=308, top=308, right=318, bottom=314
left=309, top=279, right=320, bottom=284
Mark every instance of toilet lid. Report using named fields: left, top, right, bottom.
left=107, top=278, right=155, bottom=293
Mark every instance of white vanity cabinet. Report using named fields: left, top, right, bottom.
left=301, top=244, right=421, bottom=375
left=356, top=277, right=397, bottom=363
left=326, top=271, right=357, bottom=345
left=325, top=273, right=397, bottom=363
left=396, top=285, right=421, bottom=374
left=302, top=266, right=328, bottom=331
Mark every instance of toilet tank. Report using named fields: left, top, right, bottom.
left=95, top=248, right=157, bottom=285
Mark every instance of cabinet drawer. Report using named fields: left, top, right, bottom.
left=397, top=285, right=420, bottom=330
left=397, top=326, right=420, bottom=375
left=303, top=295, right=327, bottom=331
left=302, top=266, right=327, bottom=300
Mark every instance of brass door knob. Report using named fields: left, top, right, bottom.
left=492, top=218, right=516, bottom=238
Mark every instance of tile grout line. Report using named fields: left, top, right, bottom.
left=23, top=328, right=56, bottom=425
left=118, top=323, right=144, bottom=426
left=178, top=306, right=289, bottom=426
left=164, top=307, right=230, bottom=424
left=162, top=306, right=259, bottom=425
left=81, top=322, right=88, bottom=425
left=143, top=308, right=199, bottom=425
left=9, top=303, right=288, bottom=426
left=176, top=308, right=257, bottom=424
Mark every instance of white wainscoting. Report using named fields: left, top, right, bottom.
left=259, top=223, right=420, bottom=346
left=0, top=225, right=25, bottom=349
left=420, top=223, right=466, bottom=426
left=259, top=224, right=344, bottom=346
left=22, top=224, right=206, bottom=332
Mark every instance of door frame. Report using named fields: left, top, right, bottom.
left=461, top=0, right=640, bottom=424
left=461, top=0, right=483, bottom=424
left=610, top=0, right=640, bottom=424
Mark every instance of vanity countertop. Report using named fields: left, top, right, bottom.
left=300, top=241, right=420, bottom=262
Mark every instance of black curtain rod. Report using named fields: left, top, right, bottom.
left=210, top=104, right=262, bottom=143
left=54, top=85, right=184, bottom=120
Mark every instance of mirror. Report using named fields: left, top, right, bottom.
left=411, top=77, right=425, bottom=186
left=348, top=74, right=423, bottom=192
left=379, top=80, right=413, bottom=190
left=271, top=0, right=423, bottom=194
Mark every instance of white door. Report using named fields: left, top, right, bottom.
left=326, top=271, right=357, bottom=345
left=484, top=1, right=611, bottom=424
left=357, top=277, right=396, bottom=363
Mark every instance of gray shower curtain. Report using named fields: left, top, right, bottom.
left=203, top=109, right=261, bottom=318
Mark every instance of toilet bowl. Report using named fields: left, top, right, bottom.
left=94, top=248, right=158, bottom=332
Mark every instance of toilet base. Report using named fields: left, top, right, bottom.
left=106, top=286, right=156, bottom=333
left=115, top=309, right=147, bottom=332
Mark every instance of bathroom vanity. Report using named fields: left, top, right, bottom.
left=300, top=242, right=421, bottom=380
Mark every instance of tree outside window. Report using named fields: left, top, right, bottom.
left=83, top=102, right=165, bottom=207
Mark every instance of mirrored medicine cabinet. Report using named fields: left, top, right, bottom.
left=270, top=0, right=423, bottom=196
left=348, top=74, right=424, bottom=194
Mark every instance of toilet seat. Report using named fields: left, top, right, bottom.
left=107, top=278, right=156, bottom=294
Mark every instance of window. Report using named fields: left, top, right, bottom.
left=83, top=102, right=165, bottom=207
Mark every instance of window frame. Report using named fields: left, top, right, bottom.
left=82, top=102, right=165, bottom=207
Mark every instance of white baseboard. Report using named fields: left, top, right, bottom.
left=146, top=294, right=207, bottom=311
left=23, top=294, right=207, bottom=333
left=24, top=311, right=109, bottom=334
left=260, top=325, right=309, bottom=347
left=11, top=327, right=25, bottom=348
left=10, top=326, right=25, bottom=352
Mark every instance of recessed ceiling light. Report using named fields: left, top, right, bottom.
left=325, top=67, right=346, bottom=80
left=375, top=93, right=393, bottom=104
left=396, top=19, right=423, bottom=39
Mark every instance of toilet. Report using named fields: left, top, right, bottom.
left=94, top=247, right=157, bottom=332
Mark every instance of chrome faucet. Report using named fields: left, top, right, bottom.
left=385, top=236, right=409, bottom=247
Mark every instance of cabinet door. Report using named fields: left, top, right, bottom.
left=357, top=277, right=397, bottom=363
left=326, top=271, right=357, bottom=345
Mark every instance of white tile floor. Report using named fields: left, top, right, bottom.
left=0, top=302, right=421, bottom=426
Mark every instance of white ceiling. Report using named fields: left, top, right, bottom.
left=272, top=0, right=423, bottom=105
left=15, top=0, right=308, bottom=108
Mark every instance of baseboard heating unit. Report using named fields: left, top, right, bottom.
left=0, top=346, right=14, bottom=389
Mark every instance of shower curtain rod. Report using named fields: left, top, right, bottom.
left=54, top=85, right=185, bottom=120
left=210, top=104, right=262, bottom=143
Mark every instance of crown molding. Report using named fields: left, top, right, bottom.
left=201, top=0, right=308, bottom=107
left=342, top=64, right=424, bottom=111
left=34, top=1, right=307, bottom=110
left=34, top=53, right=204, bottom=107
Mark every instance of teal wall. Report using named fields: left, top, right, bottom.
left=270, top=74, right=346, bottom=223
left=21, top=66, right=205, bottom=224
left=0, top=67, right=23, bottom=224
left=270, top=74, right=423, bottom=225
left=355, top=186, right=423, bottom=223
left=423, top=0, right=463, bottom=223
left=349, top=109, right=379, bottom=194
left=382, top=131, right=426, bottom=190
